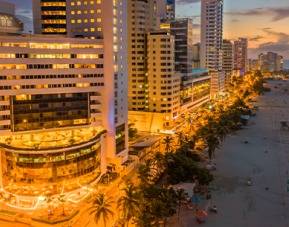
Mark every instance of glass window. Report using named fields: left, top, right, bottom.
left=97, top=27, right=101, bottom=31
left=97, top=18, right=101, bottom=22
left=71, top=11, right=75, bottom=15
left=77, top=1, right=81, bottom=5
left=90, top=0, right=94, bottom=4
left=77, top=19, right=82, bottom=23
left=84, top=28, right=88, bottom=32
left=84, top=19, right=88, bottom=23
left=71, top=2, right=75, bottom=6
left=90, top=28, right=95, bottom=31
left=90, top=18, right=95, bottom=22
left=84, top=1, right=88, bottom=5
left=84, top=10, right=88, bottom=14
left=97, top=9, right=101, bottom=13
left=77, top=10, right=81, bottom=14
left=90, top=10, right=95, bottom=13
left=71, top=19, right=75, bottom=23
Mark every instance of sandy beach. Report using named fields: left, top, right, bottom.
left=169, top=80, right=289, bottom=227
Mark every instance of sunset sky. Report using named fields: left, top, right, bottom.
left=4, top=0, right=289, bottom=60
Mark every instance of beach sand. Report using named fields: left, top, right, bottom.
left=169, top=80, right=289, bottom=227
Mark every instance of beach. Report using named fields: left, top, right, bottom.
left=169, top=80, right=289, bottom=227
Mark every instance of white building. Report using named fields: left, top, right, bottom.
left=200, top=0, right=224, bottom=71
left=0, top=0, right=129, bottom=204
left=210, top=71, right=225, bottom=99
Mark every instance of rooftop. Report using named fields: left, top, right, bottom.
left=130, top=135, right=164, bottom=148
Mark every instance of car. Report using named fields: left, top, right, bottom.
left=274, top=86, right=278, bottom=88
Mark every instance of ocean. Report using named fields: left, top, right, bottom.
left=284, top=60, right=289, bottom=69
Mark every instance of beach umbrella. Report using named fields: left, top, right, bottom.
left=197, top=210, right=207, bottom=217
left=193, top=197, right=201, bottom=203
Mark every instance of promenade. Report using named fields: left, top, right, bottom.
left=169, top=80, right=289, bottom=227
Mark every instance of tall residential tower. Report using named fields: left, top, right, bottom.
left=200, top=0, right=224, bottom=71
left=233, top=38, right=248, bottom=72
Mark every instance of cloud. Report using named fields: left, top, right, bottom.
left=177, top=0, right=201, bottom=5
left=225, top=6, right=289, bottom=22
left=249, top=35, right=263, bottom=41
left=249, top=29, right=289, bottom=57
left=232, top=19, right=239, bottom=22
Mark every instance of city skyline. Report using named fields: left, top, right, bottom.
left=4, top=0, right=289, bottom=59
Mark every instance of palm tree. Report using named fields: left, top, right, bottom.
left=117, top=184, right=140, bottom=227
left=175, top=188, right=188, bottom=220
left=152, top=151, right=164, bottom=175
left=58, top=194, right=67, bottom=216
left=89, top=193, right=114, bottom=227
left=149, top=201, right=165, bottom=227
left=137, top=165, right=151, bottom=185
left=205, top=133, right=220, bottom=163
left=158, top=189, right=177, bottom=226
left=217, top=126, right=229, bottom=146
left=162, top=136, right=174, bottom=153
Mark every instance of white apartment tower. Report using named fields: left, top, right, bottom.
left=200, top=0, right=224, bottom=71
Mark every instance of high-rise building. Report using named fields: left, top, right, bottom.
left=127, top=0, right=156, bottom=112
left=247, top=59, right=252, bottom=72
left=0, top=0, right=130, bottom=203
left=200, top=0, right=224, bottom=71
left=222, top=39, right=233, bottom=88
left=277, top=55, right=284, bottom=71
left=156, top=0, right=175, bottom=20
left=32, top=0, right=67, bottom=35
left=233, top=38, right=248, bottom=71
left=258, top=52, right=283, bottom=72
left=252, top=60, right=259, bottom=71
left=192, top=43, right=200, bottom=69
left=192, top=43, right=200, bottom=61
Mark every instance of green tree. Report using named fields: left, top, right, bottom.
left=89, top=193, right=114, bottom=227
left=149, top=201, right=165, bottom=227
left=162, top=136, right=174, bottom=153
left=152, top=151, right=164, bottom=176
left=117, top=184, right=140, bottom=227
left=197, top=168, right=214, bottom=186
left=158, top=189, right=177, bottom=226
left=205, top=133, right=220, bottom=164
left=129, top=123, right=139, bottom=142
left=175, top=188, right=188, bottom=220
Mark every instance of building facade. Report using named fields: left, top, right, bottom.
left=222, top=39, right=233, bottom=88
left=156, top=0, right=175, bottom=20
left=210, top=71, right=225, bottom=99
left=0, top=0, right=129, bottom=203
left=233, top=38, right=248, bottom=71
left=257, top=52, right=284, bottom=72
left=200, top=0, right=224, bottom=71
left=252, top=60, right=258, bottom=71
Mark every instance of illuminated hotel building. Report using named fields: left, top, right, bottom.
left=200, top=0, right=224, bottom=71
left=0, top=0, right=128, bottom=203
left=33, top=0, right=67, bottom=35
